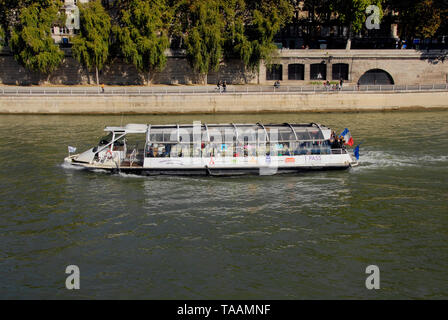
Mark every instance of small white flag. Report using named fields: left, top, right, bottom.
left=68, top=146, right=77, bottom=153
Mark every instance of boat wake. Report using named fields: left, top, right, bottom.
left=60, top=162, right=86, bottom=170
left=356, top=150, right=447, bottom=170
left=117, top=172, right=145, bottom=179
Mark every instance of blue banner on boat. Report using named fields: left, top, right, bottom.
left=354, top=143, right=362, bottom=160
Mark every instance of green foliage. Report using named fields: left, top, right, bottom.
left=0, top=25, right=4, bottom=49
left=113, top=0, right=169, bottom=84
left=9, top=1, right=64, bottom=74
left=391, top=0, right=442, bottom=39
left=180, top=0, right=225, bottom=82
left=223, top=0, right=292, bottom=74
left=245, top=0, right=292, bottom=70
left=414, top=0, right=442, bottom=38
left=71, top=0, right=111, bottom=76
left=3, top=0, right=447, bottom=82
left=172, top=0, right=292, bottom=82
left=331, top=0, right=384, bottom=34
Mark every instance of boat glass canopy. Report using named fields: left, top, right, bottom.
left=104, top=123, right=329, bottom=144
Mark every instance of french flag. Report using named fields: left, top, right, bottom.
left=340, top=128, right=354, bottom=147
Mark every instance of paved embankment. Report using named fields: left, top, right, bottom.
left=0, top=90, right=447, bottom=114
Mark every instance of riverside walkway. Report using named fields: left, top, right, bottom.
left=1, top=84, right=448, bottom=96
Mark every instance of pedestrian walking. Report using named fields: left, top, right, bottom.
left=101, top=83, right=105, bottom=93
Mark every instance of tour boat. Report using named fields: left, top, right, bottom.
left=64, top=123, right=359, bottom=176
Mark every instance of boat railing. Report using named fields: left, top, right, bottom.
left=331, top=148, right=348, bottom=155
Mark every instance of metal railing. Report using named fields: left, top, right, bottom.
left=1, top=84, right=447, bottom=96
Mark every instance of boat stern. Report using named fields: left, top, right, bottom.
left=348, top=154, right=360, bottom=167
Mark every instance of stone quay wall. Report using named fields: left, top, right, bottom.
left=0, top=49, right=447, bottom=86
left=1, top=91, right=447, bottom=114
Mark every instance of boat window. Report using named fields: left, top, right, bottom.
left=236, top=126, right=258, bottom=143
left=163, top=130, right=178, bottom=142
left=208, top=129, right=224, bottom=146
left=149, top=129, right=164, bottom=142
left=210, top=126, right=235, bottom=143
left=124, top=133, right=145, bottom=154
left=307, top=128, right=324, bottom=140
left=146, top=142, right=175, bottom=158
left=99, top=133, right=113, bottom=146
left=290, top=125, right=324, bottom=141
left=266, top=126, right=295, bottom=142
left=150, top=127, right=178, bottom=143
left=113, top=137, right=125, bottom=151
left=295, top=130, right=311, bottom=141
left=178, top=127, right=193, bottom=144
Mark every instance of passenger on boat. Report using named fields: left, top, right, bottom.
left=153, top=144, right=159, bottom=157
left=331, top=137, right=346, bottom=150
left=146, top=144, right=154, bottom=157
left=331, top=138, right=338, bottom=149
left=164, top=144, right=172, bottom=157
left=322, top=140, right=332, bottom=154
left=311, top=142, right=321, bottom=154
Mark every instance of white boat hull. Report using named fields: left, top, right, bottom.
left=65, top=153, right=356, bottom=176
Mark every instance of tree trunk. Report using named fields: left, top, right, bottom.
left=86, top=67, right=91, bottom=84
left=346, top=26, right=352, bottom=50
left=147, top=71, right=151, bottom=86
left=346, top=38, right=352, bottom=50
left=243, top=65, right=248, bottom=84
left=95, top=66, right=99, bottom=86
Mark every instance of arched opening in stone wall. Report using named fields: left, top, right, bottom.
left=358, top=69, right=394, bottom=85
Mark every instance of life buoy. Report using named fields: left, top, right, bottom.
left=105, top=149, right=113, bottom=159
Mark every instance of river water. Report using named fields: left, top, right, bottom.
left=0, top=111, right=447, bottom=299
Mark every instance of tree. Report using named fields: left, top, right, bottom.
left=331, top=0, right=384, bottom=50
left=0, top=25, right=4, bottom=50
left=9, top=1, right=65, bottom=75
left=0, top=0, right=22, bottom=45
left=414, top=0, right=442, bottom=39
left=436, top=0, right=448, bottom=37
left=222, top=0, right=252, bottom=75
left=71, top=0, right=111, bottom=86
left=177, top=0, right=225, bottom=84
left=113, top=0, right=170, bottom=85
left=388, top=0, right=443, bottom=41
left=223, top=0, right=293, bottom=83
